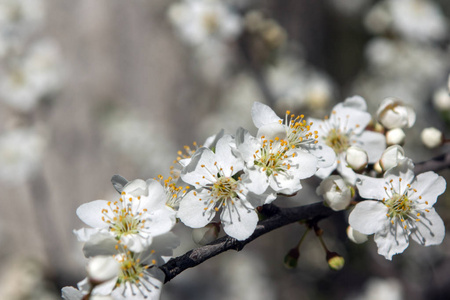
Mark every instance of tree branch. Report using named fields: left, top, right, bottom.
left=159, top=151, right=450, bottom=283
left=160, top=202, right=333, bottom=283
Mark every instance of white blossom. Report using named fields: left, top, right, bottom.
left=251, top=101, right=336, bottom=170
left=309, top=96, right=385, bottom=184
left=349, top=158, right=446, bottom=260
left=75, top=179, right=177, bottom=253
left=236, top=127, right=318, bottom=195
left=177, top=134, right=274, bottom=240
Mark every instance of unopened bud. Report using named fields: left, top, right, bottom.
left=346, top=226, right=368, bottom=244
left=377, top=97, right=416, bottom=129
left=433, top=88, right=450, bottom=111
left=326, top=252, right=345, bottom=271
left=316, top=175, right=352, bottom=211
left=284, top=247, right=300, bottom=269
left=192, top=223, right=220, bottom=245
left=373, top=161, right=383, bottom=173
left=421, top=127, right=443, bottom=149
left=385, top=128, right=405, bottom=145
left=346, top=146, right=368, bottom=172
left=380, top=145, right=405, bottom=171
left=86, top=256, right=120, bottom=284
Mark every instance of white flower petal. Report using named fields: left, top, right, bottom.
left=289, top=151, right=318, bottom=179
left=76, top=200, right=109, bottom=229
left=244, top=167, right=270, bottom=194
left=342, top=95, right=367, bottom=111
left=177, top=190, right=216, bottom=228
left=356, top=175, right=387, bottom=200
left=251, top=102, right=282, bottom=128
left=220, top=200, right=258, bottom=240
left=385, top=158, right=415, bottom=187
left=121, top=234, right=152, bottom=253
left=257, top=123, right=287, bottom=140
left=145, top=207, right=176, bottom=237
left=410, top=208, right=445, bottom=246
left=412, top=171, right=446, bottom=206
left=348, top=200, right=388, bottom=235
left=181, top=147, right=217, bottom=187
left=374, top=221, right=409, bottom=260
left=303, top=142, right=336, bottom=168
left=357, top=130, right=386, bottom=163
left=215, top=134, right=243, bottom=176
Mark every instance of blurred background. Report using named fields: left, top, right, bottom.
left=0, top=0, right=449, bottom=299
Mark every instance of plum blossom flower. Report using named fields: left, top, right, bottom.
left=235, top=127, right=318, bottom=195
left=251, top=101, right=336, bottom=169
left=309, top=96, right=386, bottom=184
left=75, top=179, right=176, bottom=253
left=349, top=158, right=446, bottom=260
left=177, top=134, right=274, bottom=240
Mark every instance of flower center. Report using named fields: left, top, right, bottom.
left=282, top=111, right=318, bottom=148
left=254, top=136, right=292, bottom=177
left=385, top=193, right=412, bottom=221
left=212, top=176, right=238, bottom=199
left=102, top=195, right=147, bottom=239
left=325, top=128, right=349, bottom=153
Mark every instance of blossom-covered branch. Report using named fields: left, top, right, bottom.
left=160, top=151, right=450, bottom=282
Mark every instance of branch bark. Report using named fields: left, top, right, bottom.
left=159, top=152, right=450, bottom=283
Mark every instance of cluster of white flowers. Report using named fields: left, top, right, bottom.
left=65, top=95, right=447, bottom=298
left=63, top=178, right=179, bottom=299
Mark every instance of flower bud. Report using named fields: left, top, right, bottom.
left=326, top=252, right=345, bottom=271
left=192, top=223, right=220, bottom=245
left=385, top=128, right=405, bottom=145
left=346, top=226, right=368, bottom=244
left=373, top=161, right=383, bottom=174
left=433, top=88, right=450, bottom=111
left=316, top=175, right=352, bottom=211
left=421, top=127, right=443, bottom=149
left=377, top=97, right=416, bottom=129
left=346, top=146, right=368, bottom=172
left=86, top=256, right=120, bottom=284
left=379, top=145, right=405, bottom=171
left=284, top=247, right=300, bottom=269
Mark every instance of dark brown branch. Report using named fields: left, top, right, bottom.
left=414, top=152, right=450, bottom=174
left=159, top=151, right=450, bottom=283
left=160, top=202, right=333, bottom=283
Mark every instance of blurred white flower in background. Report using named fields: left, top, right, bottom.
left=103, top=112, right=176, bottom=176
left=167, top=0, right=242, bottom=47
left=0, top=127, right=46, bottom=183
left=0, top=38, right=64, bottom=112
left=365, top=0, right=447, bottom=43
left=348, top=277, right=403, bottom=300
left=0, top=0, right=45, bottom=38
left=265, top=55, right=335, bottom=113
